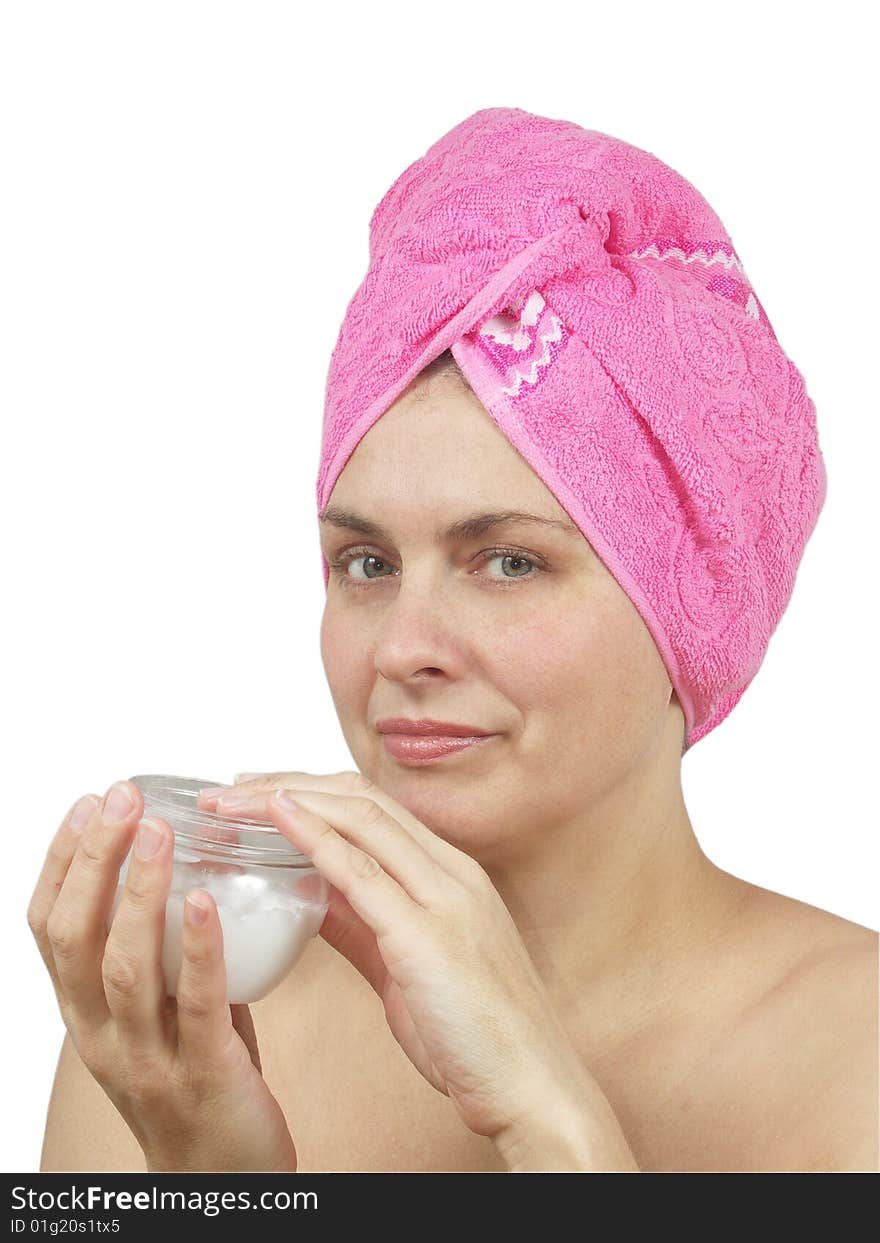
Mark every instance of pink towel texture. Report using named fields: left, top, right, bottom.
left=317, top=107, right=827, bottom=753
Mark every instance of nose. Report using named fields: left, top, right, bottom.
left=371, top=569, right=462, bottom=684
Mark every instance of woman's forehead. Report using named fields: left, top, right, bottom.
left=337, top=385, right=562, bottom=505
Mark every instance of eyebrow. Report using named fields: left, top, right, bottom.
left=318, top=505, right=579, bottom=544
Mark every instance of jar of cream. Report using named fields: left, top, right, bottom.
left=108, top=774, right=329, bottom=1004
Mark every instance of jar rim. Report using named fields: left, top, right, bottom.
left=129, top=773, right=312, bottom=864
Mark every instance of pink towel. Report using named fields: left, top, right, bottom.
left=317, top=107, right=827, bottom=752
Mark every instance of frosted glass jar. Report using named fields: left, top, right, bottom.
left=108, top=774, right=329, bottom=1004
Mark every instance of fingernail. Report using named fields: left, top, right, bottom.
left=135, top=819, right=164, bottom=860
left=274, top=790, right=303, bottom=812
left=102, top=782, right=134, bottom=825
left=198, top=786, right=229, bottom=799
left=217, top=792, right=253, bottom=810
left=70, top=795, right=97, bottom=834
left=185, top=893, right=210, bottom=926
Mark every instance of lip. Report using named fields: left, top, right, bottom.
left=380, top=733, right=497, bottom=765
left=375, top=717, right=494, bottom=737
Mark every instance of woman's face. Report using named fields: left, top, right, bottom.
left=319, top=370, right=681, bottom=862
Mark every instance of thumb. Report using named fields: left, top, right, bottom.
left=319, top=885, right=388, bottom=998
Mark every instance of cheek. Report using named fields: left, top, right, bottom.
left=487, top=602, right=615, bottom=711
left=320, top=608, right=365, bottom=699
left=487, top=614, right=581, bottom=711
left=494, top=595, right=669, bottom=760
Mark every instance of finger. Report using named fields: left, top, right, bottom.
left=27, top=793, right=101, bottom=1010
left=102, top=816, right=174, bottom=1049
left=317, top=884, right=388, bottom=996
left=197, top=770, right=305, bottom=804
left=47, top=782, right=142, bottom=1031
left=213, top=771, right=478, bottom=885
left=265, top=790, right=430, bottom=940
left=226, top=786, right=453, bottom=908
left=174, top=888, right=236, bottom=1067
left=194, top=783, right=232, bottom=807
left=197, top=771, right=337, bottom=807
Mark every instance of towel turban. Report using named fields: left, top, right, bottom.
left=317, top=107, right=827, bottom=753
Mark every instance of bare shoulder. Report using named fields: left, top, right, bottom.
left=751, top=892, right=878, bottom=1172
left=757, top=889, right=877, bottom=1008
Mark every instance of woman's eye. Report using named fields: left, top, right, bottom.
left=345, top=553, right=394, bottom=583
left=328, top=548, right=542, bottom=587
left=483, top=552, right=537, bottom=581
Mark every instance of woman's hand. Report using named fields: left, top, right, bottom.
left=27, top=781, right=298, bottom=1173
left=198, top=769, right=635, bottom=1166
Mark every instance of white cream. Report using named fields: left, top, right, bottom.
left=110, top=852, right=327, bottom=1003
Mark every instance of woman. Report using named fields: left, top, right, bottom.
left=30, top=108, right=878, bottom=1173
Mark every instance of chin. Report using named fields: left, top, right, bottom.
left=399, top=791, right=514, bottom=852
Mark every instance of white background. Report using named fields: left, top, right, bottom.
left=2, top=0, right=876, bottom=1174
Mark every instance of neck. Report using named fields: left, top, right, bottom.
left=479, top=723, right=751, bottom=1061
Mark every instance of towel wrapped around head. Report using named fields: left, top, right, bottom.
left=317, top=106, right=827, bottom=753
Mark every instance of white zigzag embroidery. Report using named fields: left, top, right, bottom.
left=628, top=243, right=748, bottom=281
left=478, top=291, right=563, bottom=398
